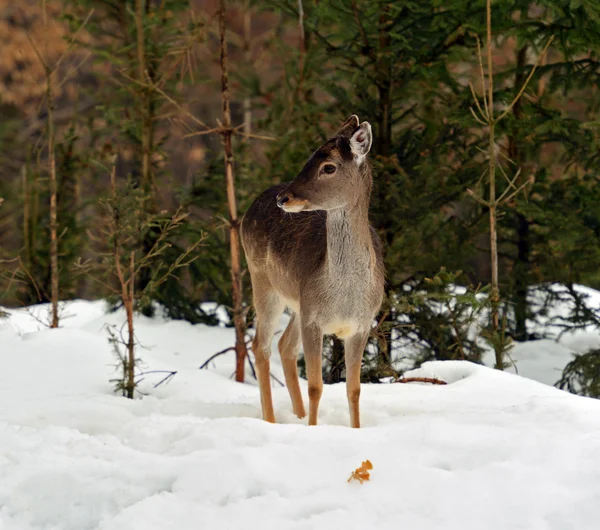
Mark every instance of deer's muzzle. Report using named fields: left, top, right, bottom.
left=276, top=191, right=308, bottom=212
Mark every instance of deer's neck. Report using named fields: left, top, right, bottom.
left=325, top=197, right=373, bottom=278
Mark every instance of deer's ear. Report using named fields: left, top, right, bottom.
left=350, top=122, right=372, bottom=165
left=336, top=114, right=360, bottom=138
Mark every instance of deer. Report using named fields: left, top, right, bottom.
left=241, top=115, right=384, bottom=428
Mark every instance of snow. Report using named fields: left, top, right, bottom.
left=490, top=284, right=600, bottom=385
left=2, top=299, right=600, bottom=529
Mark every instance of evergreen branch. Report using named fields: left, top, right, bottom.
left=0, top=256, right=42, bottom=303
left=156, top=9, right=207, bottom=88
left=305, top=25, right=373, bottom=81
left=391, top=103, right=418, bottom=126
left=351, top=0, right=375, bottom=61
left=146, top=236, right=205, bottom=290
left=73, top=261, right=120, bottom=295
left=119, top=70, right=216, bottom=133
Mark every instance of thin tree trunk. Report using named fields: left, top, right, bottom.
left=514, top=214, right=530, bottom=340
left=327, top=337, right=345, bottom=384
left=485, top=0, right=501, bottom=370
left=376, top=8, right=392, bottom=157
left=126, top=253, right=136, bottom=399
left=297, top=0, right=305, bottom=73
left=111, top=164, right=136, bottom=399
left=22, top=166, right=31, bottom=270
left=469, top=2, right=548, bottom=364
left=32, top=170, right=41, bottom=303
left=219, top=0, right=248, bottom=383
left=48, top=73, right=59, bottom=328
left=135, top=0, right=151, bottom=193
left=510, top=46, right=529, bottom=342
left=243, top=0, right=252, bottom=139
left=372, top=5, right=394, bottom=376
left=135, top=0, right=158, bottom=312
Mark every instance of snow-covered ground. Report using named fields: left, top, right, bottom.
left=1, top=299, right=600, bottom=529
left=486, top=284, right=600, bottom=385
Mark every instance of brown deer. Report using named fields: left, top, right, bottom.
left=241, top=115, right=384, bottom=428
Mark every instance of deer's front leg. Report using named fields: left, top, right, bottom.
left=251, top=285, right=284, bottom=424
left=301, top=322, right=323, bottom=426
left=345, top=331, right=370, bottom=428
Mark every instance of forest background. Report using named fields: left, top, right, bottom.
left=2, top=0, right=600, bottom=396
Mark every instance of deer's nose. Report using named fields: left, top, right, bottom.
left=276, top=193, right=290, bottom=208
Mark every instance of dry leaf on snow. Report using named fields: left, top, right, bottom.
left=348, top=459, right=373, bottom=484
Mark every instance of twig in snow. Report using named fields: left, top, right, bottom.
left=199, top=346, right=236, bottom=370
left=395, top=377, right=447, bottom=385
left=134, top=370, right=178, bottom=388
left=269, top=372, right=285, bottom=388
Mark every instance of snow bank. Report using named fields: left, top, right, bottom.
left=489, top=284, right=600, bottom=385
left=1, top=301, right=600, bottom=529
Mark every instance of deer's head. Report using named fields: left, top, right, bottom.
left=276, top=115, right=373, bottom=213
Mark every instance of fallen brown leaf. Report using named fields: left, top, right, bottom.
left=347, top=459, right=373, bottom=484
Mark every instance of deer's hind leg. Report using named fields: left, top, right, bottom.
left=251, top=276, right=285, bottom=423
left=278, top=313, right=306, bottom=419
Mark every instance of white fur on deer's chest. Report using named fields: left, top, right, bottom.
left=322, top=318, right=360, bottom=339
left=319, top=274, right=373, bottom=338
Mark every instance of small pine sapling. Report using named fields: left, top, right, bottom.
left=385, top=270, right=488, bottom=370
left=556, top=349, right=600, bottom=399
left=466, top=0, right=552, bottom=369
left=77, top=160, right=204, bottom=398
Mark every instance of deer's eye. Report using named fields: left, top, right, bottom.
left=322, top=164, right=336, bottom=174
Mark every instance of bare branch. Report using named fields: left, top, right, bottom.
left=199, top=347, right=236, bottom=370
left=466, top=188, right=490, bottom=207
left=498, top=175, right=534, bottom=204
left=498, top=163, right=519, bottom=190
left=474, top=35, right=489, bottom=119
left=396, top=377, right=447, bottom=385
left=57, top=51, right=93, bottom=90
left=55, top=9, right=95, bottom=71
left=24, top=28, right=48, bottom=71
left=469, top=81, right=489, bottom=123
left=495, top=36, right=554, bottom=123
left=469, top=106, right=489, bottom=126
